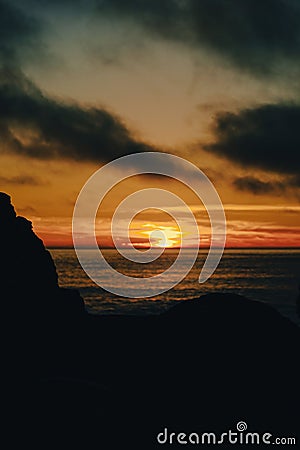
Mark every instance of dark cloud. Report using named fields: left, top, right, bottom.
left=0, top=68, right=154, bottom=162
left=0, top=0, right=41, bottom=66
left=9, top=0, right=300, bottom=75
left=2, top=0, right=299, bottom=166
left=95, top=0, right=300, bottom=74
left=0, top=174, right=44, bottom=186
left=0, top=1, right=155, bottom=163
left=233, top=176, right=288, bottom=195
left=289, top=173, right=300, bottom=187
left=205, top=103, right=300, bottom=177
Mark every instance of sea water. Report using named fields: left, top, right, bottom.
left=50, top=248, right=300, bottom=325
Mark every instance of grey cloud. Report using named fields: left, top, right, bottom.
left=205, top=103, right=300, bottom=176
left=233, top=176, right=288, bottom=195
left=95, top=0, right=300, bottom=75
left=0, top=69, right=155, bottom=162
left=0, top=1, right=155, bottom=163
left=10, top=0, right=300, bottom=75
left=0, top=0, right=42, bottom=66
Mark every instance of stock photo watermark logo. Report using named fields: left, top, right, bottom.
left=72, top=152, right=226, bottom=298
left=157, top=421, right=297, bottom=445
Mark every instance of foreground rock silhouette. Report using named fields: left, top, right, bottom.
left=3, top=193, right=299, bottom=448
left=0, top=192, right=85, bottom=320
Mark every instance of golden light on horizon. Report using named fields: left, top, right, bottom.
left=140, top=223, right=182, bottom=248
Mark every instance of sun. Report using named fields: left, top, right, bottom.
left=141, top=224, right=181, bottom=248
left=149, top=229, right=172, bottom=248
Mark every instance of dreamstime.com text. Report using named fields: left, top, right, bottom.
left=157, top=422, right=296, bottom=445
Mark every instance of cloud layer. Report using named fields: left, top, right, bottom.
left=10, top=0, right=300, bottom=75
left=96, top=0, right=300, bottom=74
left=0, top=1, right=154, bottom=163
left=0, top=174, right=43, bottom=186
left=205, top=103, right=300, bottom=189
left=0, top=69, right=154, bottom=162
left=233, top=176, right=288, bottom=195
left=1, top=0, right=300, bottom=195
left=0, top=0, right=41, bottom=66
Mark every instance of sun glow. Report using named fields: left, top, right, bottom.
left=141, top=224, right=182, bottom=248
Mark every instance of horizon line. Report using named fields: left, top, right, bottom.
left=47, top=245, right=300, bottom=250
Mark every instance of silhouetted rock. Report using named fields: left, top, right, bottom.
left=151, top=294, right=300, bottom=430
left=0, top=192, right=85, bottom=319
left=0, top=192, right=58, bottom=292
left=69, top=293, right=299, bottom=445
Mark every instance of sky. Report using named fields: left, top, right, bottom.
left=0, top=0, right=299, bottom=248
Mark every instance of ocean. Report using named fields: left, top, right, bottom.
left=50, top=248, right=300, bottom=325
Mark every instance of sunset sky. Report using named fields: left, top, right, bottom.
left=0, top=0, right=299, bottom=248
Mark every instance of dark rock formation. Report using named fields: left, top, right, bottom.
left=0, top=192, right=58, bottom=291
left=0, top=192, right=85, bottom=319
left=2, top=193, right=299, bottom=448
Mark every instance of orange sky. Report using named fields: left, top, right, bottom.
left=0, top=1, right=299, bottom=249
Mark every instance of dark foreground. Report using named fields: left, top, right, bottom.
left=5, top=291, right=300, bottom=448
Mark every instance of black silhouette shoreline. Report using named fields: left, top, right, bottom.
left=2, top=193, right=299, bottom=448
